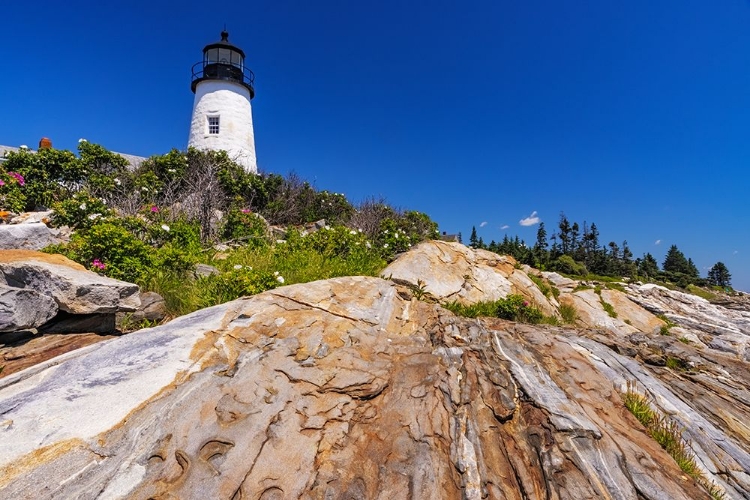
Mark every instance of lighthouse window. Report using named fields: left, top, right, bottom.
left=208, top=116, right=220, bottom=135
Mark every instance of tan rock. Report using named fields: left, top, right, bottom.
left=0, top=276, right=745, bottom=499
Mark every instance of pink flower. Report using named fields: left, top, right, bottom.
left=8, top=172, right=24, bottom=186
left=522, top=301, right=529, bottom=307
left=150, top=206, right=159, bottom=213
left=91, top=259, right=106, bottom=270
left=241, top=208, right=251, bottom=214
left=0, top=180, right=4, bottom=186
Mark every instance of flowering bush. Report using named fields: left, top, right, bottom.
left=0, top=169, right=26, bottom=212
left=51, top=192, right=112, bottom=229
left=220, top=205, right=269, bottom=244
left=495, top=294, right=544, bottom=324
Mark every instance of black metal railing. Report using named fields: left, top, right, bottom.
left=191, top=61, right=255, bottom=97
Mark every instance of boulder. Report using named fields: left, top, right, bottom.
left=0, top=223, right=60, bottom=250
left=9, top=210, right=54, bottom=225
left=0, top=285, right=58, bottom=332
left=0, top=276, right=746, bottom=499
left=382, top=240, right=559, bottom=316
left=193, top=263, right=219, bottom=278
left=0, top=250, right=140, bottom=315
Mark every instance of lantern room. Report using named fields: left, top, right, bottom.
left=191, top=30, right=255, bottom=97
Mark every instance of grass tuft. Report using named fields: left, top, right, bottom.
left=622, top=381, right=725, bottom=499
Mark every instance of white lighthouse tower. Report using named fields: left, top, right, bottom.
left=188, top=30, right=257, bottom=172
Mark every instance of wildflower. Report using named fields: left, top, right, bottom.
left=161, top=224, right=170, bottom=232
left=233, top=264, right=243, bottom=270
left=79, top=203, right=87, bottom=210
left=0, top=180, right=4, bottom=186
left=88, top=213, right=101, bottom=220
left=349, top=230, right=357, bottom=235
left=366, top=242, right=371, bottom=248
left=141, top=186, right=149, bottom=192
left=274, top=271, right=279, bottom=276
left=241, top=208, right=251, bottom=214
left=8, top=172, right=24, bottom=186
left=114, top=178, right=121, bottom=186
left=383, top=243, right=389, bottom=249
left=276, top=276, right=285, bottom=284
left=150, top=206, right=159, bottom=213
left=522, top=301, right=529, bottom=307
left=91, top=259, right=106, bottom=270
left=167, top=168, right=176, bottom=173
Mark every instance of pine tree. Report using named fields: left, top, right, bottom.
left=469, top=226, right=478, bottom=248
left=558, top=213, right=572, bottom=255
left=637, top=253, right=660, bottom=279
left=707, top=262, right=732, bottom=287
left=663, top=245, right=689, bottom=274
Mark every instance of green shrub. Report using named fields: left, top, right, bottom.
left=0, top=168, right=27, bottom=212
left=559, top=303, right=577, bottom=324
left=444, top=294, right=549, bottom=324
left=197, top=266, right=281, bottom=307
left=551, top=255, right=588, bottom=276
left=51, top=191, right=112, bottom=229
left=220, top=205, right=269, bottom=244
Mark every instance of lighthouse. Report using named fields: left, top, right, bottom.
left=188, top=30, right=257, bottom=173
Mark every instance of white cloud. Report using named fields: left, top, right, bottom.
left=500, top=225, right=510, bottom=230
left=519, top=211, right=540, bottom=227
left=654, top=239, right=661, bottom=245
left=479, top=221, right=488, bottom=228
left=733, top=250, right=739, bottom=255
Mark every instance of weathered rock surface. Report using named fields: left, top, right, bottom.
left=0, top=284, right=58, bottom=332
left=383, top=240, right=559, bottom=316
left=0, top=222, right=61, bottom=250
left=1, top=274, right=747, bottom=499
left=0, top=250, right=140, bottom=315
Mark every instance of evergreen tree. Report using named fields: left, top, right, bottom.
left=533, top=222, right=549, bottom=267
left=707, top=262, right=732, bottom=287
left=469, top=226, right=478, bottom=248
left=637, top=253, right=660, bottom=279
left=558, top=213, right=572, bottom=255
left=663, top=245, right=690, bottom=274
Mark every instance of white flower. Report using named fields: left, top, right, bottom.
left=233, top=264, right=243, bottom=270
left=349, top=230, right=357, bottom=235
left=87, top=213, right=101, bottom=220
left=384, top=243, right=389, bottom=248
left=161, top=224, right=170, bottom=231
left=276, top=276, right=285, bottom=284
left=366, top=242, right=371, bottom=248
left=79, top=203, right=87, bottom=210
left=141, top=186, right=149, bottom=192
left=274, top=271, right=279, bottom=276
left=114, top=178, right=121, bottom=186
left=168, top=168, right=176, bottom=173
left=384, top=230, right=388, bottom=234
left=324, top=225, right=331, bottom=230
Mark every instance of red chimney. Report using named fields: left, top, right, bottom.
left=38, top=137, right=52, bottom=150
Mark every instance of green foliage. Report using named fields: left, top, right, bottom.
left=528, top=274, right=553, bottom=298
left=622, top=382, right=725, bottom=500
left=0, top=168, right=27, bottom=212
left=444, top=294, right=550, bottom=324
left=665, top=356, right=690, bottom=372
left=551, top=255, right=588, bottom=276
left=196, top=266, right=281, bottom=307
left=221, top=204, right=269, bottom=244
left=706, top=262, right=731, bottom=288
left=559, top=303, right=577, bottom=324
left=50, top=192, right=112, bottom=229
left=686, top=284, right=718, bottom=301
left=593, top=288, right=618, bottom=318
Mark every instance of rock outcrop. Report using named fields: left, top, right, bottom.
left=1, top=241, right=749, bottom=499
left=0, top=250, right=140, bottom=334
left=0, top=279, right=746, bottom=498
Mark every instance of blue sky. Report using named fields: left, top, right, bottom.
left=1, top=1, right=749, bottom=290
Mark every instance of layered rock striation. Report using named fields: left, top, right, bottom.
left=0, top=241, right=748, bottom=499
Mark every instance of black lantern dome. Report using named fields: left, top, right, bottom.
left=191, top=30, right=255, bottom=98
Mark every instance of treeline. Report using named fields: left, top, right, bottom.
left=469, top=213, right=732, bottom=289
